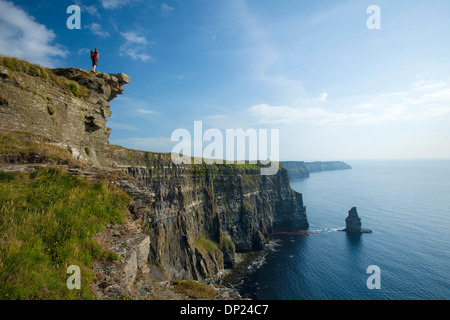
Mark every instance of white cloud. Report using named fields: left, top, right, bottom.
left=107, top=121, right=140, bottom=131
left=77, top=47, right=91, bottom=56
left=249, top=79, right=450, bottom=127
left=100, top=0, right=140, bottom=10
left=161, top=3, right=174, bottom=15
left=121, top=31, right=147, bottom=45
left=318, top=91, right=328, bottom=102
left=75, top=1, right=101, bottom=18
left=120, top=31, right=152, bottom=62
left=87, top=23, right=110, bottom=38
left=0, top=0, right=67, bottom=67
left=206, top=114, right=226, bottom=119
left=249, top=103, right=346, bottom=126
left=136, top=108, right=160, bottom=115
left=307, top=91, right=328, bottom=103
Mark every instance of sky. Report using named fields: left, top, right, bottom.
left=1, top=0, right=450, bottom=161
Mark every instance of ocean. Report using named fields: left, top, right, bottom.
left=238, top=160, right=450, bottom=300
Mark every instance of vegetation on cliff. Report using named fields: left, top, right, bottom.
left=0, top=131, right=132, bottom=300
left=0, top=130, right=80, bottom=167
left=0, top=56, right=89, bottom=98
left=173, top=280, right=219, bottom=299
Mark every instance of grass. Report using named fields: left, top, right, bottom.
left=0, top=55, right=89, bottom=98
left=0, top=167, right=132, bottom=299
left=172, top=280, right=218, bottom=299
left=219, top=233, right=235, bottom=252
left=0, top=129, right=80, bottom=167
left=195, top=237, right=220, bottom=256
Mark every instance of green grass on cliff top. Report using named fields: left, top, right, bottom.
left=109, top=144, right=281, bottom=175
left=0, top=167, right=131, bottom=300
left=0, top=55, right=88, bottom=98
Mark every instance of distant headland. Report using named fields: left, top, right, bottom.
left=281, top=161, right=352, bottom=179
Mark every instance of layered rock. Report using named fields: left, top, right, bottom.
left=109, top=147, right=309, bottom=282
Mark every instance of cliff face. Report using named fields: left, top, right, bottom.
left=110, top=147, right=308, bottom=282
left=0, top=59, right=308, bottom=286
left=0, top=60, right=129, bottom=168
left=281, top=161, right=310, bottom=179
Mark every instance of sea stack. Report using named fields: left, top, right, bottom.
left=344, top=207, right=372, bottom=233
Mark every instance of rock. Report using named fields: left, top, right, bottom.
left=344, top=207, right=372, bottom=233
left=0, top=66, right=9, bottom=78
left=252, top=228, right=266, bottom=251
left=127, top=234, right=151, bottom=269
left=110, top=73, right=131, bottom=85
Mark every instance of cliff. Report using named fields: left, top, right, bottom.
left=0, top=57, right=129, bottom=168
left=109, top=147, right=308, bottom=282
left=281, top=161, right=352, bottom=179
left=281, top=161, right=310, bottom=179
left=0, top=56, right=308, bottom=299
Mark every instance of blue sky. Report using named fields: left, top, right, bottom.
left=1, top=0, right=450, bottom=160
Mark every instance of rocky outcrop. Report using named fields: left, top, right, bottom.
left=343, top=207, right=372, bottom=233
left=0, top=63, right=129, bottom=168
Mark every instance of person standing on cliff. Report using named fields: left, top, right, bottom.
left=90, top=48, right=99, bottom=72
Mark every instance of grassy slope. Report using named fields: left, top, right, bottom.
left=0, top=55, right=88, bottom=98
left=0, top=131, right=131, bottom=300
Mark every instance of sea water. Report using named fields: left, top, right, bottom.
left=238, top=160, right=450, bottom=300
